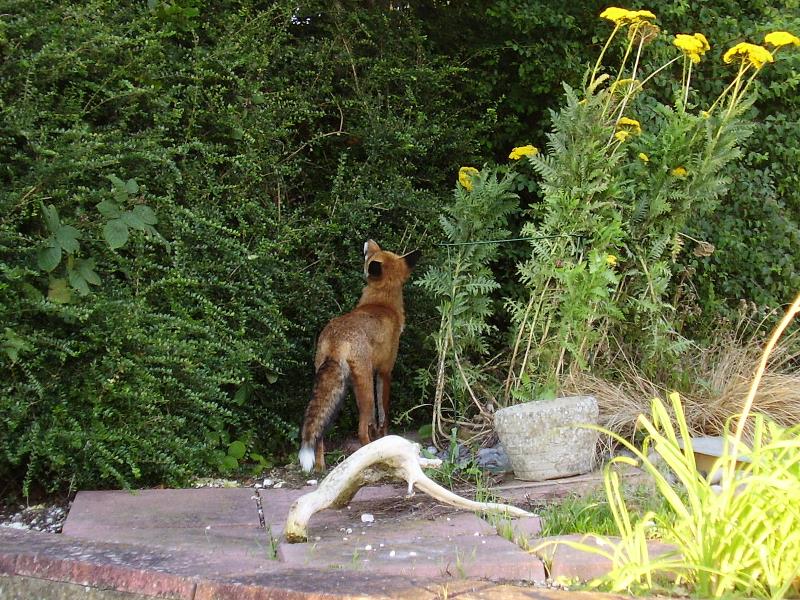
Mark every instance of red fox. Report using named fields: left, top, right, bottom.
left=298, top=239, right=421, bottom=472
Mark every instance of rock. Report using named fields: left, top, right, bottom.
left=360, top=513, right=374, bottom=523
left=476, top=444, right=512, bottom=474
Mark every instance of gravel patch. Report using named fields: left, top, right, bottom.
left=0, top=502, right=70, bottom=534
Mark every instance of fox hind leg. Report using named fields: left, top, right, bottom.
left=349, top=362, right=376, bottom=446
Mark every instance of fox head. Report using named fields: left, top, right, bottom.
left=363, top=239, right=421, bottom=285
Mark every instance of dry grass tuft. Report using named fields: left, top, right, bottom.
left=562, top=328, right=800, bottom=443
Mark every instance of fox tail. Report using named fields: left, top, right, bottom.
left=299, top=358, right=349, bottom=472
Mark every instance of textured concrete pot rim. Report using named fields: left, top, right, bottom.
left=495, top=395, right=598, bottom=419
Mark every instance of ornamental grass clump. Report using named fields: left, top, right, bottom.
left=554, top=292, right=800, bottom=599
left=504, top=6, right=800, bottom=404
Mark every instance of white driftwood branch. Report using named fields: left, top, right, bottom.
left=284, top=435, right=533, bottom=542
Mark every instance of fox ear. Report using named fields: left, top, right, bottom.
left=402, top=250, right=421, bottom=270
left=367, top=260, right=383, bottom=278
left=364, top=239, right=381, bottom=257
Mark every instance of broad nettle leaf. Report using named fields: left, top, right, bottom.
left=103, top=219, right=129, bottom=249
left=55, top=225, right=81, bottom=254
left=37, top=240, right=61, bottom=272
left=77, top=258, right=101, bottom=286
left=125, top=178, right=139, bottom=194
left=48, top=278, right=72, bottom=304
left=132, top=205, right=157, bottom=225
left=107, top=174, right=128, bottom=202
left=121, top=211, right=146, bottom=231
left=97, top=200, right=122, bottom=219
left=68, top=267, right=91, bottom=296
left=41, top=203, right=61, bottom=232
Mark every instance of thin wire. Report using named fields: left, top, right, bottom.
left=437, top=234, right=583, bottom=247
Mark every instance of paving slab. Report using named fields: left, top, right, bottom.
left=0, top=474, right=657, bottom=597
left=532, top=535, right=678, bottom=584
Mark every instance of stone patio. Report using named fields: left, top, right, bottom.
left=0, top=471, right=653, bottom=599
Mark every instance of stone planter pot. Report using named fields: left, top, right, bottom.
left=494, top=396, right=599, bottom=481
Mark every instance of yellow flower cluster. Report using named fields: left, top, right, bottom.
left=508, top=145, right=539, bottom=160
left=764, top=31, right=800, bottom=48
left=606, top=254, right=618, bottom=267
left=723, top=42, right=774, bottom=69
left=600, top=7, right=656, bottom=26
left=638, top=152, right=649, bottom=162
left=614, top=117, right=642, bottom=142
left=671, top=166, right=688, bottom=177
left=673, top=33, right=710, bottom=63
left=458, top=167, right=479, bottom=191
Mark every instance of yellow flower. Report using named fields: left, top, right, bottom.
left=617, top=116, right=642, bottom=134
left=606, top=254, right=618, bottom=267
left=638, top=152, right=649, bottom=162
left=764, top=31, right=800, bottom=48
left=600, top=7, right=656, bottom=26
left=673, top=33, right=711, bottom=63
left=614, top=130, right=630, bottom=142
left=723, top=42, right=774, bottom=69
left=694, top=32, right=710, bottom=51
left=508, top=145, right=539, bottom=160
left=458, top=167, right=479, bottom=191
left=609, top=78, right=637, bottom=94
left=671, top=166, right=688, bottom=177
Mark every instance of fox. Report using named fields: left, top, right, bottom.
left=298, top=239, right=421, bottom=472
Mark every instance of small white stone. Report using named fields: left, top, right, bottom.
left=473, top=531, right=480, bottom=536
left=379, top=543, right=384, bottom=548
left=263, top=479, right=274, bottom=487
left=364, top=544, right=372, bottom=551
left=409, top=551, right=417, bottom=557
left=254, top=483, right=262, bottom=489
left=306, top=479, right=318, bottom=486
left=343, top=537, right=348, bottom=541
left=360, top=513, right=374, bottom=523
left=273, top=481, right=284, bottom=489
left=345, top=528, right=352, bottom=534
left=389, top=550, right=396, bottom=557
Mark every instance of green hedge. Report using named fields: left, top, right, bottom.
left=1, top=0, right=797, bottom=495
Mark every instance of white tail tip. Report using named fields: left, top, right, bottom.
left=299, top=445, right=315, bottom=473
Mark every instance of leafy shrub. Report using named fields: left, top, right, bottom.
left=0, top=1, right=485, bottom=495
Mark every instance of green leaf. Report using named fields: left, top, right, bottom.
left=233, top=383, right=252, bottom=405
left=108, top=175, right=128, bottom=202
left=68, top=268, right=90, bottom=296
left=220, top=455, right=238, bottom=471
left=2, top=328, right=29, bottom=363
left=103, top=219, right=129, bottom=249
left=417, top=423, right=433, bottom=440
left=125, top=178, right=139, bottom=194
left=56, top=225, right=81, bottom=254
left=132, top=205, right=158, bottom=225
left=121, top=211, right=146, bottom=231
left=77, top=258, right=101, bottom=286
left=41, top=203, right=61, bottom=232
left=97, top=200, right=122, bottom=219
left=48, top=278, right=72, bottom=304
left=107, top=174, right=126, bottom=191
left=37, top=243, right=61, bottom=272
left=227, top=440, right=246, bottom=460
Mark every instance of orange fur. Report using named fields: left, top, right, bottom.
left=299, top=239, right=420, bottom=472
